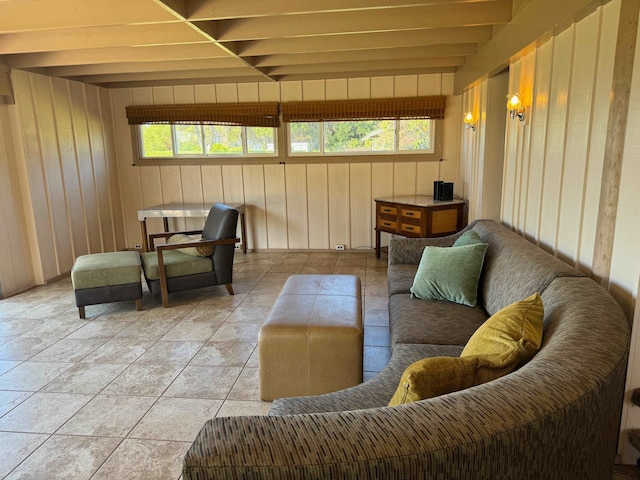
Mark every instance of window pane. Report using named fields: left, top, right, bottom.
left=140, top=124, right=173, bottom=157
left=289, top=122, right=321, bottom=153
left=204, top=125, right=242, bottom=155
left=398, top=119, right=433, bottom=151
left=324, top=120, right=394, bottom=153
left=246, top=126, right=276, bottom=154
left=175, top=124, right=204, bottom=155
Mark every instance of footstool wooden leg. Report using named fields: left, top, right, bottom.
left=225, top=284, right=235, bottom=295
left=78, top=306, right=86, bottom=319
left=135, top=299, right=142, bottom=311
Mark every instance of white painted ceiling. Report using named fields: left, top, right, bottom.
left=0, top=0, right=513, bottom=88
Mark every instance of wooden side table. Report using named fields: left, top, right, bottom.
left=374, top=196, right=466, bottom=258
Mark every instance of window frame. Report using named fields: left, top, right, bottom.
left=286, top=119, right=436, bottom=157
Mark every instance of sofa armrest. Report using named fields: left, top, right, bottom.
left=388, top=221, right=478, bottom=265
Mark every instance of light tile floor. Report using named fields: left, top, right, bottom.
left=0, top=251, right=390, bottom=480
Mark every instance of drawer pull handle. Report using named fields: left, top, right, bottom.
left=405, top=226, right=414, bottom=231
left=405, top=212, right=415, bottom=216
left=382, top=222, right=392, bottom=227
left=382, top=208, right=393, bottom=213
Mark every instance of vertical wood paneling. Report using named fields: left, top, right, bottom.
left=110, top=88, right=142, bottom=246
left=328, top=163, right=350, bottom=248
left=556, top=12, right=599, bottom=262
left=325, top=79, right=348, bottom=100
left=194, top=84, right=216, bottom=103
left=50, top=78, right=86, bottom=258
left=418, top=74, right=442, bottom=96
left=34, top=74, right=74, bottom=272
left=307, top=164, right=329, bottom=249
left=0, top=104, right=35, bottom=296
left=201, top=166, right=225, bottom=204
left=349, top=163, right=371, bottom=249
left=244, top=165, right=269, bottom=250
left=237, top=83, right=259, bottom=102
left=258, top=83, right=280, bottom=102
left=86, top=85, right=115, bottom=252
left=215, top=84, right=238, bottom=103
left=302, top=80, right=325, bottom=101
left=371, top=162, right=394, bottom=248
left=394, top=75, right=418, bottom=97
left=524, top=39, right=553, bottom=240
left=539, top=26, right=574, bottom=250
left=139, top=166, right=164, bottom=236
left=263, top=165, right=287, bottom=249
left=370, top=77, right=394, bottom=98
left=501, top=60, right=521, bottom=227
left=348, top=78, right=370, bottom=99
left=285, top=165, right=308, bottom=249
left=280, top=81, right=303, bottom=101
left=393, top=162, right=417, bottom=196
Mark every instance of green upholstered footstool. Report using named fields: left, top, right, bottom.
left=71, top=251, right=143, bottom=319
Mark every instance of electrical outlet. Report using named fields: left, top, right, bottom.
left=235, top=244, right=241, bottom=249
left=134, top=243, right=142, bottom=250
left=336, top=244, right=345, bottom=251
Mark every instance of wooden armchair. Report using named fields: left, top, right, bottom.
left=140, top=203, right=240, bottom=307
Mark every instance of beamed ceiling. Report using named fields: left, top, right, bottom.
left=0, top=0, right=514, bottom=88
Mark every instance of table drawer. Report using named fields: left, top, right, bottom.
left=401, top=208, right=422, bottom=220
left=378, top=218, right=398, bottom=231
left=378, top=205, right=397, bottom=215
left=400, top=223, right=423, bottom=235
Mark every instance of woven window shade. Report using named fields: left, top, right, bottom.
left=282, top=96, right=446, bottom=122
left=126, top=102, right=279, bottom=127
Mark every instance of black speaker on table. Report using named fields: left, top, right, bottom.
left=433, top=181, right=453, bottom=201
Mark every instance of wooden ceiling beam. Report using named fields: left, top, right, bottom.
left=213, top=2, right=511, bottom=41
left=272, top=67, right=457, bottom=82
left=5, top=43, right=231, bottom=69
left=73, top=67, right=264, bottom=84
left=232, top=26, right=494, bottom=56
left=266, top=57, right=466, bottom=76
left=47, top=57, right=246, bottom=77
left=186, top=0, right=507, bottom=20
left=251, top=44, right=477, bottom=67
left=0, top=24, right=208, bottom=54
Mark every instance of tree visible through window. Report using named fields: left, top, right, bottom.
left=288, top=119, right=433, bottom=155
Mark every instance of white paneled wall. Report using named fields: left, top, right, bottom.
left=110, top=74, right=462, bottom=251
left=10, top=70, right=124, bottom=282
left=476, top=0, right=640, bottom=462
left=0, top=105, right=35, bottom=297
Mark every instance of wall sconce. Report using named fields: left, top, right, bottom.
left=463, top=112, right=476, bottom=131
left=507, top=93, right=525, bottom=122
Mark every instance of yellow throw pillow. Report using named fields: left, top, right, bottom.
left=388, top=293, right=544, bottom=406
left=461, top=292, right=544, bottom=374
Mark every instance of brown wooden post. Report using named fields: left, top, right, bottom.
left=592, top=0, right=639, bottom=288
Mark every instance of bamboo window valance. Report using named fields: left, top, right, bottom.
left=281, top=96, right=446, bottom=122
left=125, top=102, right=280, bottom=127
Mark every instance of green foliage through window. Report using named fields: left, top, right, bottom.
left=289, top=119, right=433, bottom=155
left=139, top=124, right=276, bottom=158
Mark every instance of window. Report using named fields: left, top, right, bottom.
left=139, top=124, right=277, bottom=158
left=288, top=119, right=434, bottom=155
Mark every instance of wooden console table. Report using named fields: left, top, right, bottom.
left=375, top=196, right=466, bottom=258
left=138, top=203, right=247, bottom=253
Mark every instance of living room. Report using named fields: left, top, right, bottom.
left=1, top=0, right=639, bottom=477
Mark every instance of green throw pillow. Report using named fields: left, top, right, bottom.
left=410, top=243, right=488, bottom=307
left=389, top=293, right=544, bottom=406
left=452, top=230, right=483, bottom=247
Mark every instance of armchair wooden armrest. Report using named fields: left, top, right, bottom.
left=155, top=237, right=240, bottom=307
left=148, top=229, right=204, bottom=250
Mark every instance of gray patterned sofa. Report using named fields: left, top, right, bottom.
left=183, top=220, right=630, bottom=480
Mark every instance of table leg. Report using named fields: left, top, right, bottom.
left=240, top=211, right=247, bottom=254
left=375, top=228, right=381, bottom=259
left=163, top=217, right=169, bottom=232
left=140, top=220, right=149, bottom=252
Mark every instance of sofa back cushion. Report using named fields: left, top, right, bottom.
left=472, top=221, right=584, bottom=315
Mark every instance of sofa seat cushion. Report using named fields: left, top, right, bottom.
left=141, top=250, right=213, bottom=280
left=389, top=294, right=488, bottom=347
left=388, top=264, right=418, bottom=296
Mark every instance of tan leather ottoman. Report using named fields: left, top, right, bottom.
left=259, top=274, right=363, bottom=401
